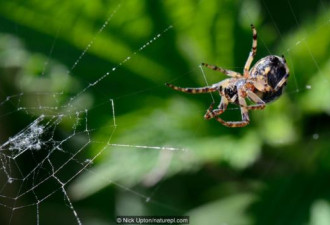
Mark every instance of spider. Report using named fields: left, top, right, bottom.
left=165, top=24, right=289, bottom=127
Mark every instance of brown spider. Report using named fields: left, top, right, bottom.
left=165, top=24, right=289, bottom=127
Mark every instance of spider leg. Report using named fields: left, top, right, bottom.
left=250, top=80, right=273, bottom=92
left=243, top=24, right=257, bottom=77
left=204, top=97, right=228, bottom=120
left=274, top=73, right=289, bottom=92
left=201, top=63, right=242, bottom=78
left=165, top=83, right=217, bottom=94
left=270, top=55, right=290, bottom=91
left=246, top=90, right=266, bottom=110
left=215, top=93, right=250, bottom=127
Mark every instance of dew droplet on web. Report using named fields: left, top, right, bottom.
left=35, top=143, right=41, bottom=150
left=84, top=159, right=93, bottom=165
left=7, top=178, right=13, bottom=184
left=306, top=85, right=312, bottom=89
left=313, top=133, right=319, bottom=140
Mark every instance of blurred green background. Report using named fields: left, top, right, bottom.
left=0, top=0, right=330, bottom=225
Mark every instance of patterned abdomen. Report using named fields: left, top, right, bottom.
left=250, top=55, right=289, bottom=103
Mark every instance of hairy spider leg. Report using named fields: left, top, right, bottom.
left=245, top=90, right=266, bottom=110
left=274, top=73, right=289, bottom=92
left=215, top=90, right=250, bottom=127
left=201, top=63, right=242, bottom=78
left=165, top=83, right=217, bottom=94
left=273, top=57, right=290, bottom=92
left=250, top=80, right=273, bottom=92
left=204, top=96, right=229, bottom=119
left=244, top=24, right=258, bottom=77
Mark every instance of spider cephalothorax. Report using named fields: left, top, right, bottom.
left=165, top=24, right=289, bottom=127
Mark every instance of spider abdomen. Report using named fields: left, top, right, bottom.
left=250, top=55, right=289, bottom=103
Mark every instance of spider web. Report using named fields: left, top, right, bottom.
left=0, top=0, right=329, bottom=225
left=0, top=2, right=183, bottom=224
